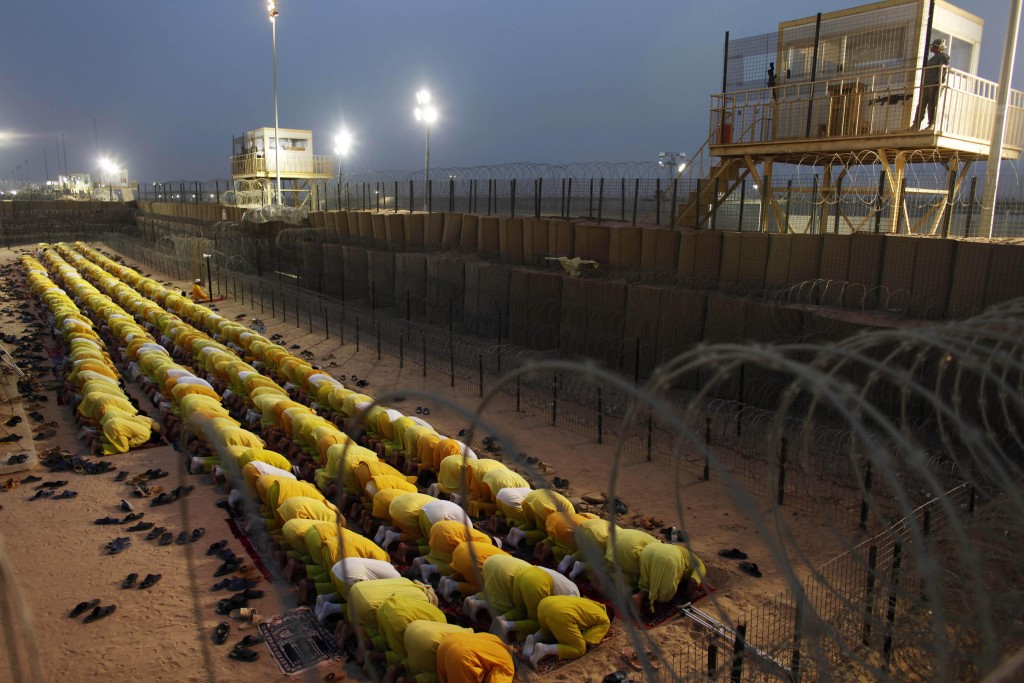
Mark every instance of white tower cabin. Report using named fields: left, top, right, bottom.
left=677, top=0, right=1023, bottom=235
left=230, top=127, right=334, bottom=209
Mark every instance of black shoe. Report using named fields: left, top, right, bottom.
left=127, top=521, right=154, bottom=532
left=139, top=573, right=162, bottom=589
left=121, top=573, right=138, bottom=589
left=214, top=558, right=243, bottom=577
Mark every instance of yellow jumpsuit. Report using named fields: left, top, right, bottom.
left=346, top=577, right=437, bottom=651
left=605, top=529, right=661, bottom=590
left=470, top=467, right=529, bottom=518
left=377, top=594, right=448, bottom=667
left=518, top=489, right=575, bottom=545
left=449, top=541, right=508, bottom=595
left=638, top=543, right=706, bottom=608
left=536, top=595, right=611, bottom=660
left=423, top=520, right=493, bottom=576
left=505, top=566, right=580, bottom=634
left=403, top=620, right=474, bottom=683
left=480, top=554, right=532, bottom=616
left=435, top=632, right=515, bottom=683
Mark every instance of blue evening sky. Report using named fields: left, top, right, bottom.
left=1, top=1, right=1021, bottom=183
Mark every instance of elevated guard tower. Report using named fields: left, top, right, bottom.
left=676, top=0, right=1024, bottom=235
left=230, top=127, right=334, bottom=208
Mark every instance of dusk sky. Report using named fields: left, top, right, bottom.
left=2, top=1, right=1022, bottom=184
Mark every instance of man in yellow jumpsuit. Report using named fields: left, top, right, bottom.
left=636, top=542, right=706, bottom=610
left=342, top=577, right=438, bottom=663
left=604, top=528, right=661, bottom=594
left=461, top=554, right=531, bottom=622
left=377, top=593, right=448, bottom=669
left=317, top=557, right=401, bottom=622
left=525, top=595, right=611, bottom=668
left=402, top=620, right=474, bottom=683
left=414, top=520, right=493, bottom=583
left=492, top=565, right=580, bottom=640
left=192, top=279, right=209, bottom=302
left=435, top=631, right=515, bottom=683
left=438, top=540, right=508, bottom=602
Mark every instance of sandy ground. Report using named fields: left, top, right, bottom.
left=0, top=242, right=857, bottom=683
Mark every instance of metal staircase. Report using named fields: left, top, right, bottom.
left=674, top=157, right=748, bottom=229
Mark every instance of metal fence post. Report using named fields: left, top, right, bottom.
left=597, top=177, right=604, bottom=223
left=647, top=412, right=654, bottom=462
left=730, top=624, right=746, bottom=683
left=510, top=179, right=516, bottom=218
left=941, top=167, right=958, bottom=239
left=422, top=336, right=427, bottom=378
left=449, top=336, right=455, bottom=388
left=377, top=324, right=381, bottom=360
left=399, top=333, right=404, bottom=369
left=596, top=387, right=604, bottom=445
left=873, top=170, right=885, bottom=234
left=882, top=542, right=902, bottom=669
left=964, top=175, right=978, bottom=238
left=551, top=374, right=558, bottom=426
left=860, top=460, right=873, bottom=529
left=655, top=179, right=663, bottom=227
left=478, top=354, right=484, bottom=398
left=777, top=437, right=788, bottom=505
left=632, top=179, right=639, bottom=226
left=515, top=376, right=521, bottom=412
left=670, top=178, right=679, bottom=230
left=862, top=544, right=878, bottom=646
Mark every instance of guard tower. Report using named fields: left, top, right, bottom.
left=676, top=0, right=1024, bottom=235
left=230, top=127, right=334, bottom=208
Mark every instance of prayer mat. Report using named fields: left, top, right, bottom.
left=259, top=606, right=346, bottom=675
left=226, top=517, right=274, bottom=580
left=511, top=626, right=623, bottom=676
left=643, top=579, right=713, bottom=628
left=576, top=578, right=713, bottom=629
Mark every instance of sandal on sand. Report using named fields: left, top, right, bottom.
left=213, top=622, right=231, bottom=645
left=718, top=548, right=748, bottom=560
left=121, top=573, right=138, bottom=589
left=739, top=561, right=762, bottom=578
left=229, top=607, right=260, bottom=620
left=175, top=531, right=191, bottom=545
left=83, top=604, right=116, bottom=623
left=238, top=614, right=266, bottom=631
left=621, top=648, right=662, bottom=671
left=229, top=646, right=260, bottom=661
left=69, top=599, right=100, bottom=618
left=145, top=526, right=167, bottom=541
left=159, top=532, right=174, bottom=546
left=235, top=634, right=264, bottom=648
left=207, top=540, right=228, bottom=556
left=139, top=573, right=162, bottom=590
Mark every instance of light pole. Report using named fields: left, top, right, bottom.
left=414, top=89, right=438, bottom=212
left=268, top=1, right=282, bottom=206
left=658, top=152, right=687, bottom=181
left=334, top=129, right=352, bottom=209
left=202, top=253, right=213, bottom=300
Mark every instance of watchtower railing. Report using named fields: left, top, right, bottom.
left=709, top=65, right=1024, bottom=151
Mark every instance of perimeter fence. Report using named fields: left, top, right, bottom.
left=662, top=484, right=985, bottom=681
left=139, top=157, right=1024, bottom=237
left=102, top=232, right=980, bottom=538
